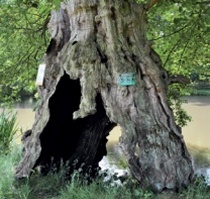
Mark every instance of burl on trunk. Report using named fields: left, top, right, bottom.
left=16, top=0, right=193, bottom=192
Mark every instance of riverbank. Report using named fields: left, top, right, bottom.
left=189, top=89, right=210, bottom=96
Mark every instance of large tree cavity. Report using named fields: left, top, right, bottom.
left=36, top=73, right=116, bottom=176
left=16, top=0, right=194, bottom=193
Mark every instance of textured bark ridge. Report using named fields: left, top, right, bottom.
left=16, top=0, right=193, bottom=192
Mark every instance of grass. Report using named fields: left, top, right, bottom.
left=0, top=144, right=30, bottom=199
left=0, top=110, right=18, bottom=154
left=179, top=178, right=210, bottom=199
left=0, top=144, right=210, bottom=199
left=58, top=178, right=154, bottom=199
left=0, top=144, right=155, bottom=199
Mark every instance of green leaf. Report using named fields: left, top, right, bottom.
left=54, top=0, right=61, bottom=10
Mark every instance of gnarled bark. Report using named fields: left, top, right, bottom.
left=16, top=0, right=193, bottom=192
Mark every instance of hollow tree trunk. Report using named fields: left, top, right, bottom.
left=16, top=0, right=194, bottom=192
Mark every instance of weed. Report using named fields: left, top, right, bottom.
left=1, top=144, right=210, bottom=199
left=0, top=110, right=18, bottom=154
left=179, top=177, right=210, bottom=199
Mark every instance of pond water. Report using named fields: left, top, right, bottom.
left=182, top=96, right=210, bottom=149
left=9, top=96, right=210, bottom=150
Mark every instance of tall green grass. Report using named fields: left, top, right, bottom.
left=0, top=110, right=18, bottom=154
left=179, top=178, right=210, bottom=199
left=0, top=144, right=30, bottom=199
left=1, top=144, right=210, bottom=199
left=0, top=145, right=154, bottom=199
left=0, top=142, right=155, bottom=199
left=58, top=174, right=154, bottom=199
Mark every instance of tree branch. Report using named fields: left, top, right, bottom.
left=152, top=23, right=190, bottom=41
left=145, top=0, right=161, bottom=10
left=167, top=75, right=190, bottom=85
left=196, top=1, right=210, bottom=4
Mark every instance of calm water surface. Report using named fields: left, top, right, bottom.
left=182, top=96, right=210, bottom=149
left=10, top=96, right=210, bottom=149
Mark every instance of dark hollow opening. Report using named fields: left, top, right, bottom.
left=35, top=73, right=116, bottom=175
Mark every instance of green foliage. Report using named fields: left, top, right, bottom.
left=180, top=177, right=210, bottom=199
left=0, top=144, right=29, bottom=199
left=0, top=0, right=52, bottom=104
left=0, top=110, right=18, bottom=154
left=168, top=85, right=191, bottom=127
left=0, top=0, right=210, bottom=105
left=147, top=0, right=210, bottom=79
left=189, top=89, right=210, bottom=96
left=0, top=144, right=154, bottom=199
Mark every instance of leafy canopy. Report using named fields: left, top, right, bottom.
left=0, top=0, right=53, bottom=104
left=0, top=0, right=209, bottom=105
left=147, top=0, right=210, bottom=78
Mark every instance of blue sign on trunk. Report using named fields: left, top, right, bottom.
left=118, top=73, right=135, bottom=86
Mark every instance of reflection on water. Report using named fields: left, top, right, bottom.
left=3, top=96, right=210, bottom=150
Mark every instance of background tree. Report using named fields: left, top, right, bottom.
left=0, top=0, right=51, bottom=104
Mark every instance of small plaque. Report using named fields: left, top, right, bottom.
left=118, top=73, right=135, bottom=86
left=36, top=63, right=46, bottom=86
